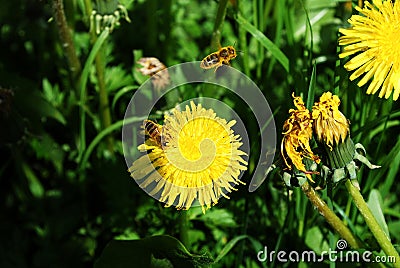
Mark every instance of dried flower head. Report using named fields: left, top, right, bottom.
left=312, top=92, right=379, bottom=186
left=281, top=94, right=320, bottom=181
left=312, top=92, right=350, bottom=150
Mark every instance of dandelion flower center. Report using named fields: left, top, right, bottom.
left=164, top=117, right=233, bottom=176
left=177, top=118, right=223, bottom=162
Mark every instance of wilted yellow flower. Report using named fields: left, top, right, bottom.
left=312, top=92, right=350, bottom=150
left=281, top=94, right=320, bottom=181
left=312, top=92, right=380, bottom=186
left=129, top=101, right=248, bottom=213
left=338, top=0, right=400, bottom=100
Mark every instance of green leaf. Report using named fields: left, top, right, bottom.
left=199, top=209, right=237, bottom=228
left=30, top=134, right=65, bottom=174
left=214, top=235, right=248, bottom=263
left=20, top=160, right=44, bottom=198
left=94, top=239, right=152, bottom=268
left=235, top=13, right=289, bottom=72
left=95, top=235, right=213, bottom=268
left=42, top=78, right=65, bottom=108
left=105, top=65, right=134, bottom=93
left=14, top=88, right=67, bottom=126
left=305, top=226, right=329, bottom=254
left=387, top=221, right=400, bottom=242
left=111, top=85, right=138, bottom=111
left=367, top=189, right=390, bottom=239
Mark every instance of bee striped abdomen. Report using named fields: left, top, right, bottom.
left=144, top=120, right=162, bottom=146
left=200, top=53, right=220, bottom=69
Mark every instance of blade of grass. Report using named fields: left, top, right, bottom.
left=79, top=115, right=145, bottom=172
left=111, top=85, right=138, bottom=111
left=214, top=235, right=248, bottom=263
left=377, top=136, right=400, bottom=197
left=267, top=0, right=284, bottom=77
left=306, top=62, right=316, bottom=110
left=238, top=0, right=250, bottom=76
left=236, top=13, right=289, bottom=73
left=302, top=1, right=314, bottom=72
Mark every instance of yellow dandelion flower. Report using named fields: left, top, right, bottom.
left=281, top=94, right=320, bottom=181
left=312, top=92, right=349, bottom=150
left=129, top=101, right=248, bottom=213
left=338, top=0, right=400, bottom=100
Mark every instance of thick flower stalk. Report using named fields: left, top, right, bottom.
left=129, top=101, right=248, bottom=213
left=339, top=0, right=400, bottom=100
left=281, top=94, right=320, bottom=182
left=312, top=92, right=400, bottom=266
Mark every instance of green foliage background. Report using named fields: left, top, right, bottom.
left=0, top=0, right=399, bottom=267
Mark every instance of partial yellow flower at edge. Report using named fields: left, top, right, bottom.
left=281, top=94, right=320, bottom=181
left=129, top=101, right=248, bottom=213
left=338, top=0, right=400, bottom=100
left=312, top=92, right=350, bottom=150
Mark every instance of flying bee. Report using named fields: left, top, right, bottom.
left=200, top=45, right=237, bottom=72
left=143, top=120, right=164, bottom=147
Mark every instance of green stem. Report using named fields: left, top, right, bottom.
left=179, top=210, right=189, bottom=249
left=238, top=0, right=250, bottom=76
left=83, top=0, right=93, bottom=19
left=211, top=0, right=229, bottom=49
left=94, top=48, right=114, bottom=153
left=51, top=0, right=82, bottom=85
left=84, top=0, right=114, bottom=153
left=301, top=181, right=363, bottom=249
left=345, top=180, right=400, bottom=267
left=146, top=0, right=158, bottom=52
